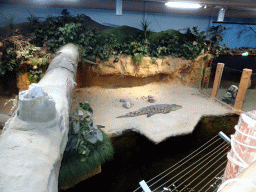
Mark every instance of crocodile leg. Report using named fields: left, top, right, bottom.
left=147, top=113, right=155, bottom=117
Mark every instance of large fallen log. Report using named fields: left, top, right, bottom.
left=0, top=43, right=79, bottom=192
left=0, top=114, right=10, bottom=127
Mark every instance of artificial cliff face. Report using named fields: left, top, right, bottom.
left=14, top=53, right=213, bottom=90
left=76, top=54, right=213, bottom=88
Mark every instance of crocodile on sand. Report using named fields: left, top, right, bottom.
left=116, top=104, right=182, bottom=118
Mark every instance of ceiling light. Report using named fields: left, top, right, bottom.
left=217, top=8, right=225, bottom=22
left=165, top=2, right=202, bottom=9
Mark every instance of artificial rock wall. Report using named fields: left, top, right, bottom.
left=89, top=54, right=213, bottom=87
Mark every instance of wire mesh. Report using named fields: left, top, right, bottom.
left=134, top=134, right=231, bottom=192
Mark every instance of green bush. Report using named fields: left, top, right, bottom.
left=99, top=25, right=143, bottom=44
left=206, top=25, right=226, bottom=57
left=149, top=27, right=208, bottom=59
left=148, top=29, right=183, bottom=44
left=0, top=47, right=18, bottom=75
left=26, top=9, right=225, bottom=64
left=59, top=101, right=114, bottom=189
left=133, top=53, right=144, bottom=64
left=93, top=34, right=117, bottom=60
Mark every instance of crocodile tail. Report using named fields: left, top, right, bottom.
left=116, top=112, right=134, bottom=118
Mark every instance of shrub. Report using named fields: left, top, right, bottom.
left=59, top=101, right=114, bottom=188
left=133, top=53, right=144, bottom=64
left=0, top=47, right=18, bottom=75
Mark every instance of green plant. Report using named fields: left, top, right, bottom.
left=149, top=29, right=183, bottom=57
left=150, top=57, right=157, bottom=64
left=133, top=53, right=144, bottom=64
left=130, top=41, right=149, bottom=56
left=59, top=101, right=113, bottom=188
left=93, top=34, right=117, bottom=60
left=206, top=25, right=227, bottom=57
left=28, top=9, right=86, bottom=52
left=207, top=25, right=225, bottom=45
left=58, top=23, right=84, bottom=44
left=66, top=101, right=113, bottom=163
left=179, top=27, right=207, bottom=59
left=0, top=47, right=18, bottom=75
left=140, top=20, right=153, bottom=40
left=156, top=46, right=167, bottom=57
left=27, top=67, right=44, bottom=83
left=17, top=45, right=50, bottom=83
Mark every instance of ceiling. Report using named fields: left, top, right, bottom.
left=2, top=0, right=256, bottom=19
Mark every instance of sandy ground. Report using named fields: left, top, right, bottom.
left=0, top=81, right=234, bottom=143
left=70, top=81, right=233, bottom=143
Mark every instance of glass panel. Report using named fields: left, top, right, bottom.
left=202, top=54, right=256, bottom=111
left=242, top=72, right=256, bottom=111
left=200, top=62, right=216, bottom=96
left=216, top=66, right=242, bottom=108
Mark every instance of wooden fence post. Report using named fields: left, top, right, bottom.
left=211, top=63, right=224, bottom=98
left=233, top=68, right=252, bottom=111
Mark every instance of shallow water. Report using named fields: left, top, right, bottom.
left=64, top=115, right=239, bottom=192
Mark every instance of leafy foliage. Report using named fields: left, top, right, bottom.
left=149, top=27, right=208, bottom=59
left=93, top=34, right=117, bottom=61
left=133, top=53, right=144, bottom=64
left=0, top=47, right=18, bottom=75
left=22, top=9, right=228, bottom=73
left=140, top=20, right=153, bottom=40
left=206, top=25, right=226, bottom=57
left=98, top=25, right=143, bottom=44
left=0, top=28, right=52, bottom=77
left=59, top=101, right=113, bottom=189
left=180, top=27, right=207, bottom=59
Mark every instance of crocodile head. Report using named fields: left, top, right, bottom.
left=171, top=104, right=182, bottom=111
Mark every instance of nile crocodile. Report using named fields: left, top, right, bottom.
left=116, top=104, right=182, bottom=118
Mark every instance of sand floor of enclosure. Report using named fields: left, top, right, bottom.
left=70, top=82, right=233, bottom=143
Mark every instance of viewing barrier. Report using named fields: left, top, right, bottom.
left=201, top=62, right=253, bottom=112
left=218, top=110, right=256, bottom=192
left=0, top=43, right=79, bottom=192
left=134, top=134, right=230, bottom=192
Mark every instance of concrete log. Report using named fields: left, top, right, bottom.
left=0, top=43, right=79, bottom=192
left=0, top=114, right=10, bottom=127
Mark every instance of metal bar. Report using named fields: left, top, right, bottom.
left=139, top=180, right=152, bottom=192
left=218, top=131, right=231, bottom=145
